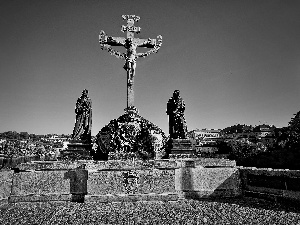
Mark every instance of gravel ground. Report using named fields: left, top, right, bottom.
left=0, top=198, right=299, bottom=225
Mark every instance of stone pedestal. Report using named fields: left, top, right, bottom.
left=124, top=106, right=139, bottom=116
left=175, top=158, right=241, bottom=199
left=96, top=109, right=167, bottom=160
left=168, top=139, right=196, bottom=159
left=62, top=140, right=92, bottom=159
left=64, top=168, right=88, bottom=203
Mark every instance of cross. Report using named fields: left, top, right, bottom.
left=99, top=15, right=162, bottom=112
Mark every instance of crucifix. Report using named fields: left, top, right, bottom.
left=99, top=15, right=162, bottom=112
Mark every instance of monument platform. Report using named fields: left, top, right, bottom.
left=168, top=138, right=197, bottom=159
left=8, top=158, right=241, bottom=203
left=95, top=107, right=167, bottom=160
left=61, top=140, right=92, bottom=160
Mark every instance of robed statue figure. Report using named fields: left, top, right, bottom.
left=72, top=89, right=92, bottom=143
left=166, top=90, right=188, bottom=139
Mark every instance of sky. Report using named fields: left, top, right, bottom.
left=1, top=0, right=300, bottom=136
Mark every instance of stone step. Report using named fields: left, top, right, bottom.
left=8, top=193, right=179, bottom=203
left=85, top=193, right=179, bottom=202
left=8, top=194, right=71, bottom=203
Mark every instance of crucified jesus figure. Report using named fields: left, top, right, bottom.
left=99, top=15, right=162, bottom=110
left=124, top=38, right=137, bottom=86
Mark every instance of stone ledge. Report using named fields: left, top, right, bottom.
left=177, top=189, right=241, bottom=200
left=86, top=160, right=178, bottom=171
left=0, top=198, right=8, bottom=207
left=85, top=193, right=179, bottom=202
left=194, top=158, right=236, bottom=167
left=8, top=194, right=71, bottom=203
left=245, top=185, right=284, bottom=196
left=244, top=187, right=300, bottom=202
left=239, top=167, right=300, bottom=177
left=16, top=161, right=83, bottom=171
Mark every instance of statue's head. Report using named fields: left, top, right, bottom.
left=173, top=90, right=180, bottom=99
left=82, top=89, right=89, bottom=97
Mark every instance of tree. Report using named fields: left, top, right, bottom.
left=229, top=139, right=256, bottom=160
left=3, top=131, right=20, bottom=140
left=274, top=127, right=289, bottom=149
left=222, top=124, right=253, bottom=135
left=215, top=140, right=231, bottom=154
left=20, top=132, right=29, bottom=140
left=286, top=111, right=300, bottom=150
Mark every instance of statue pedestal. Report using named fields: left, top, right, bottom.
left=124, top=106, right=139, bottom=115
left=62, top=140, right=92, bottom=160
left=95, top=108, right=167, bottom=161
left=168, top=139, right=196, bottom=159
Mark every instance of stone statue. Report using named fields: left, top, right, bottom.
left=123, top=38, right=137, bottom=85
left=167, top=90, right=188, bottom=139
left=72, top=89, right=92, bottom=143
left=99, top=15, right=162, bottom=109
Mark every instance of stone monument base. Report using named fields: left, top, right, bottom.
left=62, top=140, right=92, bottom=160
left=95, top=107, right=167, bottom=160
left=8, top=158, right=241, bottom=204
left=168, top=139, right=196, bottom=159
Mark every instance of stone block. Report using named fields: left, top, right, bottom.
left=178, top=189, right=240, bottom=200
left=194, top=158, right=236, bottom=167
left=0, top=198, right=8, bottom=206
left=145, top=193, right=160, bottom=201
left=85, top=195, right=109, bottom=203
left=2, top=158, right=11, bottom=169
left=0, top=156, right=4, bottom=167
left=0, top=170, right=13, bottom=202
left=175, top=166, right=241, bottom=198
left=71, top=194, right=85, bottom=203
left=175, top=159, right=196, bottom=168
left=106, top=194, right=122, bottom=202
left=154, top=160, right=177, bottom=169
left=169, top=153, right=197, bottom=159
left=168, top=139, right=196, bottom=159
left=11, top=170, right=69, bottom=196
left=193, top=167, right=241, bottom=192
left=9, top=194, right=71, bottom=203
left=175, top=167, right=194, bottom=191
left=285, top=177, right=300, bottom=191
left=169, top=139, right=193, bottom=149
left=118, top=194, right=140, bottom=202
left=246, top=186, right=284, bottom=195
left=282, top=190, right=300, bottom=201
left=136, top=194, right=149, bottom=201
left=84, top=159, right=177, bottom=171
left=247, top=174, right=286, bottom=190
left=16, top=161, right=83, bottom=171
left=88, top=171, right=125, bottom=195
left=88, top=169, right=175, bottom=195
left=85, top=193, right=178, bottom=202
left=158, top=193, right=179, bottom=201
left=243, top=190, right=278, bottom=202
left=62, top=142, right=92, bottom=159
left=64, top=169, right=88, bottom=195
left=240, top=167, right=300, bottom=177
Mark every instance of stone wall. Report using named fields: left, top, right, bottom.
left=9, top=170, right=70, bottom=203
left=86, top=160, right=178, bottom=202
left=5, top=159, right=300, bottom=204
left=0, top=156, right=39, bottom=169
left=175, top=159, right=241, bottom=199
left=88, top=169, right=175, bottom=195
left=240, top=167, right=300, bottom=204
left=0, top=170, right=13, bottom=205
left=0, top=159, right=242, bottom=203
left=1, top=160, right=179, bottom=203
